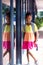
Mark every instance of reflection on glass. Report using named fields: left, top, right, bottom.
left=2, top=0, right=16, bottom=64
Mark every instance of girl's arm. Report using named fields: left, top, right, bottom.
left=34, top=24, right=39, bottom=42
left=34, top=32, right=38, bottom=42
left=23, top=32, right=25, bottom=39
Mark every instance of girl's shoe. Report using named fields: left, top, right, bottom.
left=27, top=62, right=29, bottom=65
left=7, top=62, right=11, bottom=65
left=7, top=63, right=10, bottom=65
left=35, top=60, right=38, bottom=65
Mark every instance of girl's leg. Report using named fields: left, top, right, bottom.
left=27, top=49, right=29, bottom=62
left=3, top=50, right=8, bottom=57
left=9, top=50, right=11, bottom=63
left=29, top=51, right=37, bottom=61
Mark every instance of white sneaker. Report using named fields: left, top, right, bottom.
left=27, top=62, right=29, bottom=65
left=35, top=61, right=38, bottom=65
left=7, top=63, right=10, bottom=65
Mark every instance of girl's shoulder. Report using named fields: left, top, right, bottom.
left=4, top=23, right=10, bottom=32
left=23, top=25, right=32, bottom=32
left=4, top=23, right=10, bottom=28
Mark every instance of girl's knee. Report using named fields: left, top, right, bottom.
left=27, top=49, right=29, bottom=53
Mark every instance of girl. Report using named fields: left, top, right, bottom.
left=3, top=11, right=11, bottom=64
left=22, top=12, right=38, bottom=65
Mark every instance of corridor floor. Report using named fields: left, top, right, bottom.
left=3, top=38, right=43, bottom=65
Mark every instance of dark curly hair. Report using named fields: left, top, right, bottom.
left=6, top=11, right=10, bottom=18
left=25, top=11, right=32, bottom=19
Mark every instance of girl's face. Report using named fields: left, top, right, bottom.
left=26, top=15, right=32, bottom=24
left=6, top=16, right=10, bottom=23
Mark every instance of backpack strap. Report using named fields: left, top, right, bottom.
left=31, top=22, right=35, bottom=32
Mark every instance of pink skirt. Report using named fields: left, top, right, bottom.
left=3, top=41, right=11, bottom=50
left=22, top=41, right=37, bottom=49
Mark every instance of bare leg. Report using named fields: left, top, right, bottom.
left=28, top=51, right=37, bottom=61
left=27, top=49, right=29, bottom=62
left=27, top=50, right=38, bottom=65
left=9, top=50, right=11, bottom=63
left=3, top=50, right=8, bottom=57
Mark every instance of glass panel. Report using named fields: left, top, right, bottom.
left=13, top=0, right=16, bottom=64
left=21, top=0, right=43, bottom=65
left=2, top=0, right=43, bottom=65
left=2, top=0, right=16, bottom=65
left=21, top=0, right=27, bottom=64
left=2, top=2, right=10, bottom=65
